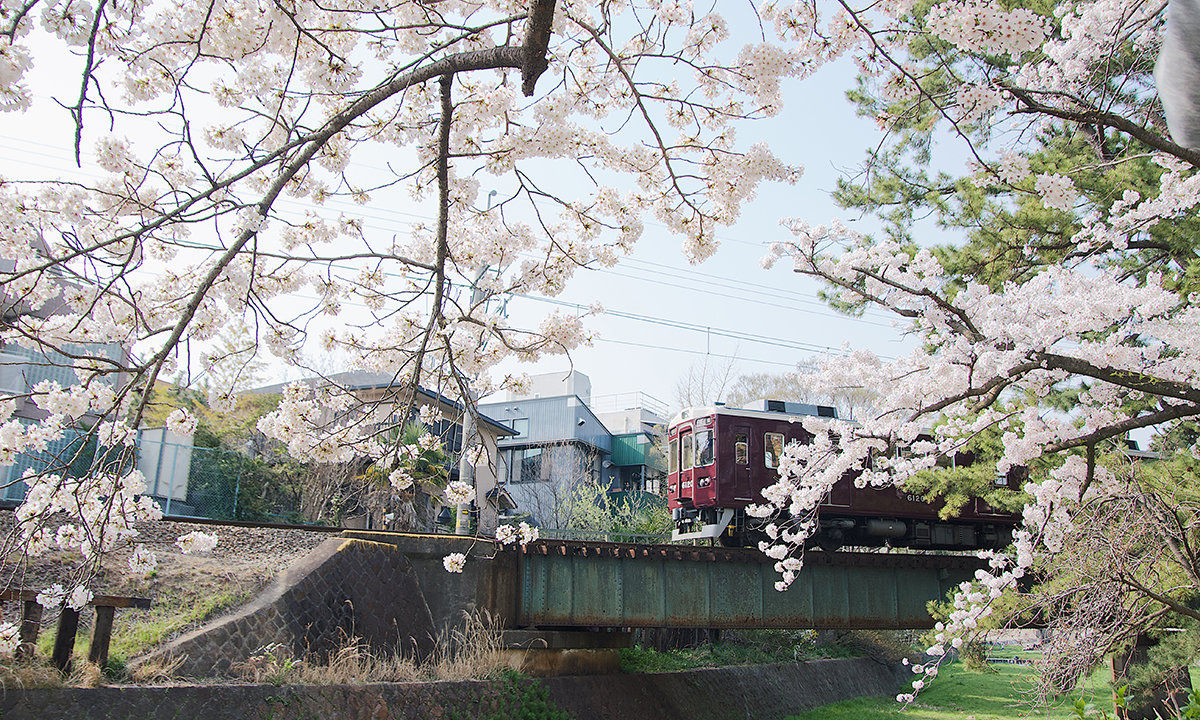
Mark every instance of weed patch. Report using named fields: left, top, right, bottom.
left=620, top=629, right=874, bottom=673
left=453, top=673, right=574, bottom=720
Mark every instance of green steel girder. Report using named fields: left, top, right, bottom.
left=516, top=543, right=984, bottom=630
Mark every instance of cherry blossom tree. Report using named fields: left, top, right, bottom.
left=3, top=0, right=1194, bottom=700
left=0, top=1, right=800, bottom=613
left=750, top=0, right=1200, bottom=705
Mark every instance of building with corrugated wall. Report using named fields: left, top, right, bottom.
left=479, top=371, right=666, bottom=527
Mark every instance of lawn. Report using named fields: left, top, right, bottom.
left=786, top=661, right=1113, bottom=720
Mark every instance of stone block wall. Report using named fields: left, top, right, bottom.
left=0, top=657, right=900, bottom=720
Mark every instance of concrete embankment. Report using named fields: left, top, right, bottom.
left=0, top=657, right=899, bottom=720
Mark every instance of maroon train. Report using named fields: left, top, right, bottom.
left=666, top=401, right=1020, bottom=550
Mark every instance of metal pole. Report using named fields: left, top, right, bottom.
left=456, top=397, right=476, bottom=535
left=165, top=440, right=177, bottom=516
left=231, top=455, right=243, bottom=520
left=455, top=239, right=498, bottom=536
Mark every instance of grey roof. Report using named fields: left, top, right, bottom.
left=250, top=371, right=516, bottom=436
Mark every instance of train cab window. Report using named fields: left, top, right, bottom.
left=682, top=433, right=695, bottom=471
left=669, top=437, right=678, bottom=475
left=695, top=430, right=714, bottom=467
left=764, top=432, right=784, bottom=469
left=734, top=434, right=748, bottom=464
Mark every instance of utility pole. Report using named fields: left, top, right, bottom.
left=456, top=191, right=500, bottom=536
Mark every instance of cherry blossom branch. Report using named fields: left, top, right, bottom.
left=1005, top=84, right=1200, bottom=167
left=1036, top=353, right=1200, bottom=405
left=130, top=34, right=555, bottom=425
left=569, top=14, right=707, bottom=228
left=0, top=0, right=38, bottom=40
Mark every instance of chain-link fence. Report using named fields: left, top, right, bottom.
left=137, top=437, right=248, bottom=520
left=2, top=431, right=312, bottom=524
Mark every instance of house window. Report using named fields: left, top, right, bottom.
left=511, top=418, right=529, bottom=438
left=511, top=447, right=543, bottom=483
left=765, top=433, right=784, bottom=469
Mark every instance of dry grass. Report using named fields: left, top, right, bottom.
left=232, top=611, right=507, bottom=686
left=233, top=640, right=421, bottom=685
left=425, top=611, right=506, bottom=681
left=0, top=657, right=104, bottom=690
left=129, top=654, right=186, bottom=684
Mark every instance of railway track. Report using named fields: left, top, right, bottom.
left=157, top=514, right=991, bottom=573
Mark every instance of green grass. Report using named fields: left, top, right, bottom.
left=987, top=645, right=1042, bottom=661
left=33, top=589, right=247, bottom=666
left=620, top=630, right=860, bottom=673
left=785, top=661, right=1113, bottom=720
left=106, top=590, right=246, bottom=660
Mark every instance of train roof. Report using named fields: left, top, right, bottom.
left=668, top=401, right=839, bottom=429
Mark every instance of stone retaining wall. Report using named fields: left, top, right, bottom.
left=0, top=658, right=900, bottom=720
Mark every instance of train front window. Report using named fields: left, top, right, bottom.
left=695, top=429, right=714, bottom=467
left=765, top=432, right=784, bottom=469
left=735, top=434, right=748, bottom=464
left=682, top=433, right=694, bottom=471
left=669, top=436, right=678, bottom=475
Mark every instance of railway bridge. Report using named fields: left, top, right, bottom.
left=143, top=530, right=985, bottom=677
left=507, top=538, right=978, bottom=630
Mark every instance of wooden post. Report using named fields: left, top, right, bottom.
left=17, top=600, right=42, bottom=660
left=51, top=607, right=80, bottom=673
left=87, top=605, right=116, bottom=668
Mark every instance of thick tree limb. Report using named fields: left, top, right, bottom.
left=521, top=0, right=556, bottom=96
left=1005, top=84, right=1200, bottom=167
left=1116, top=572, right=1200, bottom=623
left=1044, top=402, right=1200, bottom=454
left=1037, top=353, right=1200, bottom=406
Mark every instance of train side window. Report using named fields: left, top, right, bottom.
left=682, top=433, right=695, bottom=471
left=764, top=433, right=784, bottom=468
left=695, top=430, right=714, bottom=467
left=734, top=434, right=748, bottom=464
left=669, top=437, right=678, bottom=475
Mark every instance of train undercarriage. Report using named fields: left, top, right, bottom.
left=673, top=506, right=1014, bottom=552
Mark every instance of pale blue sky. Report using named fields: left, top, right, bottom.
left=0, top=23, right=942, bottom=411
left=490, top=57, right=919, bottom=406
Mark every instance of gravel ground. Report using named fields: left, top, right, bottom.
left=0, top=515, right=347, bottom=664
left=0, top=513, right=340, bottom=646
left=129, top=520, right=339, bottom=568
left=0, top=513, right=338, bottom=590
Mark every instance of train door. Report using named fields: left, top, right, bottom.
left=678, top=427, right=695, bottom=504
left=667, top=430, right=679, bottom=504
left=731, top=424, right=753, bottom=501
